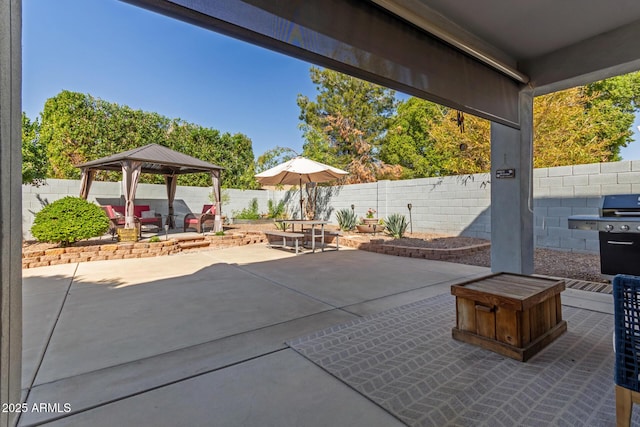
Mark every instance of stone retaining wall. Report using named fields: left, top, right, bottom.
left=340, top=236, right=490, bottom=260
left=22, top=233, right=267, bottom=269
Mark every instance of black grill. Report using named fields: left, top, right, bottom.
left=568, top=194, right=640, bottom=276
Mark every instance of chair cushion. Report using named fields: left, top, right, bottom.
left=133, top=205, right=151, bottom=217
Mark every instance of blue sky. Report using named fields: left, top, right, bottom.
left=22, top=0, right=640, bottom=160
left=22, top=0, right=317, bottom=157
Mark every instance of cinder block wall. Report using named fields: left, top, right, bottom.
left=21, top=160, right=640, bottom=253
left=533, top=160, right=640, bottom=253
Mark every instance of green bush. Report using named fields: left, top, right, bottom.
left=267, top=199, right=287, bottom=219
left=233, top=198, right=261, bottom=220
left=31, top=197, right=110, bottom=246
left=335, top=208, right=358, bottom=231
left=274, top=220, right=290, bottom=231
left=149, top=236, right=161, bottom=243
left=383, top=213, right=408, bottom=238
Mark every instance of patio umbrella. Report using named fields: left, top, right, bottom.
left=255, top=156, right=348, bottom=219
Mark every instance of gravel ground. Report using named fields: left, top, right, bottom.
left=445, top=246, right=604, bottom=283
left=23, top=224, right=604, bottom=283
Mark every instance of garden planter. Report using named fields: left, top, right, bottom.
left=356, top=224, right=385, bottom=234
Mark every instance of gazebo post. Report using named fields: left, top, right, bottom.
left=165, top=174, right=177, bottom=229
left=122, top=160, right=142, bottom=229
left=79, top=168, right=95, bottom=200
left=211, top=170, right=222, bottom=232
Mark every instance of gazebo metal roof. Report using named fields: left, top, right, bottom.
left=76, top=143, right=224, bottom=174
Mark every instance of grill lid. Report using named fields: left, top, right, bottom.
left=601, top=194, right=640, bottom=217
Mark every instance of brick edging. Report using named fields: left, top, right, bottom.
left=22, top=233, right=268, bottom=269
left=340, top=236, right=491, bottom=260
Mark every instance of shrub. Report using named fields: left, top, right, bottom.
left=267, top=199, right=287, bottom=219
left=274, top=220, right=290, bottom=231
left=215, top=230, right=225, bottom=236
left=233, top=198, right=261, bottom=220
left=31, top=197, right=110, bottom=246
left=384, top=213, right=408, bottom=238
left=336, top=208, right=358, bottom=231
left=149, top=236, right=161, bottom=243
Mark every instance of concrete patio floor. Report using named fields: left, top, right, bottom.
left=19, top=244, right=614, bottom=426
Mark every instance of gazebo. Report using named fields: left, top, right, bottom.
left=76, top=143, right=224, bottom=232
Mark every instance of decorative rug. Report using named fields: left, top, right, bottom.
left=288, top=294, right=632, bottom=427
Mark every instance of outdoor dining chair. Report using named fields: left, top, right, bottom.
left=613, top=274, right=640, bottom=426
left=183, top=204, right=216, bottom=233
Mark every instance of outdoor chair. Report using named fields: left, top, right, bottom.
left=613, top=274, right=640, bottom=426
left=101, top=205, right=140, bottom=240
left=183, top=204, right=216, bottom=233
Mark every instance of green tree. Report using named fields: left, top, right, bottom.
left=381, top=72, right=640, bottom=176
left=38, top=90, right=258, bottom=189
left=22, top=112, right=48, bottom=186
left=255, top=146, right=298, bottom=173
left=533, top=87, right=611, bottom=167
left=583, top=72, right=640, bottom=160
left=297, top=67, right=398, bottom=182
left=380, top=98, right=448, bottom=178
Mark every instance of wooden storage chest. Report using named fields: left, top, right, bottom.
left=451, top=273, right=566, bottom=362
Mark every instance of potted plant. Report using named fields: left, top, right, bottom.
left=356, top=217, right=384, bottom=234
left=362, top=208, right=378, bottom=225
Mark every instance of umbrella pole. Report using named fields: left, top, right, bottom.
left=299, top=177, right=304, bottom=219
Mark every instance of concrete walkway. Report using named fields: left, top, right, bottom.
left=19, top=245, right=611, bottom=426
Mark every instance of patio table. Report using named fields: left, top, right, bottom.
left=277, top=220, right=328, bottom=253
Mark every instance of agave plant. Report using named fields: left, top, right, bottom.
left=335, top=208, right=358, bottom=231
left=384, top=213, right=408, bottom=238
left=274, top=220, right=290, bottom=231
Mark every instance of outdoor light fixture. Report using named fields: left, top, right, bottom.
left=351, top=204, right=355, bottom=212
left=407, top=203, right=413, bottom=234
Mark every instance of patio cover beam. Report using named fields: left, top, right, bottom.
left=0, top=0, right=22, bottom=425
left=122, top=0, right=524, bottom=129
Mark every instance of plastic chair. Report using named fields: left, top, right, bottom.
left=183, top=204, right=216, bottom=233
left=614, top=274, right=640, bottom=426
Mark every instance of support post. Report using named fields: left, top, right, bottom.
left=490, top=90, right=534, bottom=274
left=0, top=1, right=23, bottom=425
